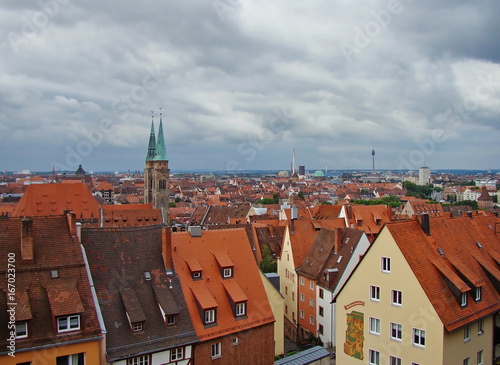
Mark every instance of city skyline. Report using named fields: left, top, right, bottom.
left=1, top=1, right=500, bottom=172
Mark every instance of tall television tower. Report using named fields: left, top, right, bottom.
left=372, top=149, right=375, bottom=173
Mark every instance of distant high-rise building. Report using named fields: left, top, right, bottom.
left=144, top=111, right=170, bottom=225
left=418, top=166, right=431, bottom=186
left=298, top=165, right=305, bottom=176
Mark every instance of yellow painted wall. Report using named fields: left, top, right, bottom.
left=278, top=227, right=298, bottom=327
left=443, top=315, right=493, bottom=365
left=260, top=270, right=285, bottom=356
left=336, top=227, right=444, bottom=364
left=1, top=338, right=102, bottom=365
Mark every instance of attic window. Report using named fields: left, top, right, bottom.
left=144, top=272, right=151, bottom=281
left=57, top=315, right=80, bottom=333
left=192, top=271, right=202, bottom=280
left=476, top=242, right=483, bottom=250
left=461, top=292, right=468, bottom=308
left=133, top=322, right=143, bottom=332
left=51, top=270, right=59, bottom=278
left=223, top=267, right=233, bottom=278
left=166, top=315, right=177, bottom=326
left=475, top=287, right=482, bottom=302
left=337, top=256, right=343, bottom=263
left=438, top=248, right=445, bottom=257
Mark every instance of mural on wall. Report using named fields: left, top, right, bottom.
left=344, top=311, right=364, bottom=360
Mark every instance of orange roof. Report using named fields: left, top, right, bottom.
left=387, top=215, right=500, bottom=331
left=348, top=205, right=391, bottom=240
left=287, top=220, right=320, bottom=268
left=11, top=183, right=99, bottom=220
left=172, top=229, right=274, bottom=341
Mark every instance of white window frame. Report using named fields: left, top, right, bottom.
left=390, top=322, right=402, bottom=342
left=477, top=349, right=484, bottom=365
left=391, top=290, right=402, bottom=306
left=413, top=328, right=426, bottom=348
left=235, top=302, right=246, bottom=317
left=309, top=315, right=314, bottom=326
left=205, top=309, right=216, bottom=324
left=310, top=281, right=314, bottom=290
left=310, top=298, right=314, bottom=308
left=57, top=315, right=80, bottom=333
left=232, top=337, right=239, bottom=346
left=300, top=293, right=304, bottom=302
left=192, top=271, right=201, bottom=279
left=170, top=347, right=183, bottom=361
left=381, top=257, right=391, bottom=273
left=369, top=349, right=380, bottom=365
left=211, top=342, right=221, bottom=359
left=133, top=322, right=143, bottom=332
left=58, top=353, right=86, bottom=365
left=477, top=319, right=484, bottom=335
left=463, top=357, right=470, bottom=365
left=300, top=310, right=304, bottom=319
left=461, top=292, right=468, bottom=307
left=464, top=324, right=471, bottom=342
left=167, top=315, right=177, bottom=326
left=370, top=285, right=380, bottom=302
left=15, top=322, right=28, bottom=339
left=389, top=356, right=402, bottom=365
left=128, top=355, right=149, bottom=365
left=301, top=277, right=304, bottom=285
left=223, top=268, right=233, bottom=278
left=475, top=287, right=482, bottom=302
left=369, top=317, right=380, bottom=335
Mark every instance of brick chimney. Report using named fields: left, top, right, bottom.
left=21, top=217, right=34, bottom=263
left=162, top=226, right=173, bottom=274
left=387, top=205, right=392, bottom=221
left=66, top=212, right=77, bottom=237
left=334, top=227, right=342, bottom=254
left=418, top=213, right=430, bottom=236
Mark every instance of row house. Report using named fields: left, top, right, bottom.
left=335, top=214, right=500, bottom=364
left=0, top=215, right=103, bottom=365
left=172, top=227, right=276, bottom=364
left=81, top=225, right=198, bottom=365
left=297, top=228, right=370, bottom=347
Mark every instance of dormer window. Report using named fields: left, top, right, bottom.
left=223, top=267, right=233, bottom=278
left=204, top=309, right=216, bottom=324
left=15, top=322, right=28, bottom=339
left=235, top=302, right=246, bottom=317
left=57, top=314, right=80, bottom=333
left=133, top=322, right=143, bottom=332
left=192, top=271, right=202, bottom=280
left=475, top=287, right=482, bottom=302
left=167, top=315, right=177, bottom=326
left=461, top=292, right=468, bottom=308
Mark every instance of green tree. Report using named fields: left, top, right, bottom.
left=259, top=245, right=277, bottom=273
left=272, top=193, right=279, bottom=204
left=321, top=201, right=332, bottom=205
left=256, top=197, right=276, bottom=205
left=174, top=197, right=181, bottom=203
left=298, top=191, right=305, bottom=201
left=455, top=200, right=478, bottom=210
left=169, top=202, right=176, bottom=208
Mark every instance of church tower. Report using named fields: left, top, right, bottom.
left=144, top=110, right=170, bottom=225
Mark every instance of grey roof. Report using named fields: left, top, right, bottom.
left=274, top=346, right=330, bottom=365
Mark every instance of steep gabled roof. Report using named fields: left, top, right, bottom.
left=0, top=216, right=101, bottom=354
left=11, top=183, right=99, bottom=220
left=387, top=215, right=500, bottom=332
left=172, top=229, right=274, bottom=341
left=81, top=225, right=197, bottom=361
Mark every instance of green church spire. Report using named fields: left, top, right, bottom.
left=146, top=112, right=156, bottom=162
left=153, top=110, right=168, bottom=161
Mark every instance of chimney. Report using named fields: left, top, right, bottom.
left=418, top=213, right=430, bottom=236
left=66, top=212, right=77, bottom=237
left=290, top=219, right=295, bottom=235
left=387, top=205, right=392, bottom=221
left=334, top=227, right=342, bottom=254
left=346, top=204, right=353, bottom=220
left=162, top=226, right=173, bottom=274
left=21, top=217, right=34, bottom=263
left=269, top=225, right=274, bottom=237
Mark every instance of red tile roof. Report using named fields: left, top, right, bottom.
left=386, top=215, right=500, bottom=331
left=11, top=183, right=99, bottom=220
left=172, top=229, right=274, bottom=341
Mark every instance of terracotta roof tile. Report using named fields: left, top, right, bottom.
left=387, top=215, right=500, bottom=331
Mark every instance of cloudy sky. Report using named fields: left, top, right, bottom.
left=1, top=0, right=500, bottom=173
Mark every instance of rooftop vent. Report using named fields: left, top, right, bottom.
left=188, top=226, right=202, bottom=237
left=144, top=272, right=151, bottom=281
left=476, top=242, right=483, bottom=250
left=438, top=248, right=445, bottom=256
